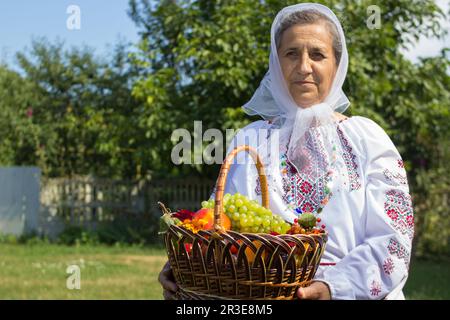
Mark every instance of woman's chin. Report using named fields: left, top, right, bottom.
left=291, top=92, right=320, bottom=108
left=294, top=98, right=318, bottom=109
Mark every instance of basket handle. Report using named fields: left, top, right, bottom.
left=213, top=145, right=270, bottom=233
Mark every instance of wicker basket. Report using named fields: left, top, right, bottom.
left=160, top=145, right=328, bottom=300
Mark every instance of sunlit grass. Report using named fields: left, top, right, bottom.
left=0, top=243, right=448, bottom=299
left=0, top=243, right=167, bottom=299
left=404, top=258, right=450, bottom=300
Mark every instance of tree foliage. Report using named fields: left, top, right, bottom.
left=3, top=39, right=146, bottom=178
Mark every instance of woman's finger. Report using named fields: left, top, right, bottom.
left=163, top=289, right=175, bottom=300
left=297, top=286, right=320, bottom=300
left=158, top=270, right=178, bottom=292
left=158, top=262, right=178, bottom=292
left=297, top=282, right=331, bottom=300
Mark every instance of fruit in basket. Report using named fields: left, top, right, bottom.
left=184, top=243, right=193, bottom=254
left=245, top=240, right=265, bottom=264
left=287, top=222, right=304, bottom=235
left=229, top=240, right=266, bottom=263
left=287, top=214, right=326, bottom=235
left=199, top=194, right=324, bottom=235
left=174, top=207, right=231, bottom=234
left=191, top=208, right=231, bottom=231
left=202, top=193, right=291, bottom=234
left=297, top=212, right=317, bottom=229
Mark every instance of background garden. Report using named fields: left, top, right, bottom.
left=0, top=0, right=448, bottom=299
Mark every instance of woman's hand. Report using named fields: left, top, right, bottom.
left=297, top=281, right=331, bottom=300
left=158, top=261, right=178, bottom=300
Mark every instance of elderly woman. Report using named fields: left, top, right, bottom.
left=159, top=3, right=413, bottom=300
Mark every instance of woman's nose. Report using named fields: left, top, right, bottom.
left=297, top=52, right=313, bottom=75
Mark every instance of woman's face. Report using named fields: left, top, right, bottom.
left=278, top=23, right=337, bottom=108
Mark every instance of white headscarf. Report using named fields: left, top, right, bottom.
left=243, top=2, right=349, bottom=119
left=243, top=3, right=350, bottom=169
left=240, top=3, right=351, bottom=220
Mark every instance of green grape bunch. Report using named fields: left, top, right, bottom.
left=201, top=193, right=291, bottom=234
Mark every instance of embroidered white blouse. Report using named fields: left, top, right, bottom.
left=211, top=116, right=414, bottom=300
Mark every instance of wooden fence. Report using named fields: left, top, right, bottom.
left=145, top=178, right=216, bottom=214
left=39, top=176, right=216, bottom=232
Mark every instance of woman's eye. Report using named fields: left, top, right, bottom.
left=286, top=51, right=298, bottom=57
left=311, top=52, right=325, bottom=60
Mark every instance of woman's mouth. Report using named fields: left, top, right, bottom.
left=293, top=80, right=316, bottom=86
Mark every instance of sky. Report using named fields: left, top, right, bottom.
left=0, top=0, right=448, bottom=69
left=400, top=0, right=450, bottom=62
left=0, top=0, right=139, bottom=67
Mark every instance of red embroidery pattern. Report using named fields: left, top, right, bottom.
left=397, top=159, right=404, bottom=168
left=280, top=130, right=332, bottom=213
left=370, top=280, right=382, bottom=297
left=387, top=238, right=410, bottom=268
left=383, top=169, right=408, bottom=186
left=336, top=125, right=361, bottom=191
left=385, top=190, right=414, bottom=240
left=383, top=257, right=395, bottom=275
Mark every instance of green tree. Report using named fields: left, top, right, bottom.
left=128, top=0, right=273, bottom=177
left=0, top=65, right=41, bottom=167
left=10, top=39, right=144, bottom=178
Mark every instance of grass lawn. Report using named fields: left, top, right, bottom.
left=403, top=258, right=450, bottom=300
left=0, top=243, right=167, bottom=299
left=0, top=243, right=448, bottom=299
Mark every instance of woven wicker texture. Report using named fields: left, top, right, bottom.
left=161, top=145, right=328, bottom=300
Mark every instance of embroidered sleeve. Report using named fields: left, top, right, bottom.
left=314, top=118, right=413, bottom=300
